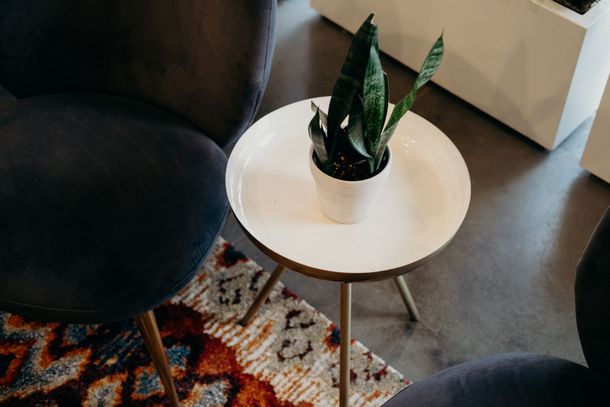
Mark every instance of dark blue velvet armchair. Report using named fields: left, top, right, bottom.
left=0, top=1, right=276, bottom=405
left=384, top=207, right=610, bottom=406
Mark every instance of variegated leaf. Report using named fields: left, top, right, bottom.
left=363, top=41, right=387, bottom=158
left=347, top=96, right=372, bottom=158
left=311, top=101, right=328, bottom=129
left=376, top=34, right=444, bottom=169
left=327, top=13, right=378, bottom=154
left=384, top=34, right=444, bottom=133
left=309, top=109, right=329, bottom=165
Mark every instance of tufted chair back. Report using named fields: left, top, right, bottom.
left=0, top=0, right=276, bottom=147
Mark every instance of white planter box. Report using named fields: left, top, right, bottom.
left=310, top=0, right=610, bottom=150
left=581, top=75, right=610, bottom=183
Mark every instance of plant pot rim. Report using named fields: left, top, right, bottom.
left=309, top=145, right=392, bottom=185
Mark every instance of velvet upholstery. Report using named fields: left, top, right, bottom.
left=576, top=207, right=610, bottom=378
left=0, top=0, right=277, bottom=147
left=0, top=84, right=14, bottom=105
left=384, top=353, right=608, bottom=407
left=0, top=94, right=229, bottom=323
left=0, top=2, right=275, bottom=403
left=0, top=0, right=275, bottom=326
left=384, top=208, right=610, bottom=406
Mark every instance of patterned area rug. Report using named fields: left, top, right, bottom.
left=0, top=238, right=408, bottom=406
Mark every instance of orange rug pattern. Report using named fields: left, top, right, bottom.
left=0, top=238, right=408, bottom=406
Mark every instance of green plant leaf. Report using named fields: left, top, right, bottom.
left=309, top=108, right=329, bottom=165
left=375, top=123, right=396, bottom=168
left=347, top=96, right=372, bottom=158
left=326, top=13, right=378, bottom=154
left=310, top=101, right=328, bottom=129
left=363, top=42, right=388, bottom=157
left=371, top=73, right=391, bottom=168
left=384, top=34, right=444, bottom=133
left=375, top=34, right=444, bottom=168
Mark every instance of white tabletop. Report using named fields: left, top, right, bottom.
left=226, top=97, right=470, bottom=281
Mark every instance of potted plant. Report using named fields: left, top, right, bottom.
left=554, top=0, right=599, bottom=14
left=308, top=13, right=444, bottom=223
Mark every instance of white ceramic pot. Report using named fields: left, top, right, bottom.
left=309, top=146, right=391, bottom=224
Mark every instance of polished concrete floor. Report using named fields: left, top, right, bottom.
left=222, top=0, right=610, bottom=381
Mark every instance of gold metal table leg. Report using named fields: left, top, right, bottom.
left=340, top=282, right=352, bottom=407
left=240, top=264, right=285, bottom=326
left=394, top=276, right=421, bottom=321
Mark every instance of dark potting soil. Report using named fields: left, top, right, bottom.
left=313, top=149, right=389, bottom=181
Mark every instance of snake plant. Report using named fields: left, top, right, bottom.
left=553, top=0, right=599, bottom=14
left=309, top=13, right=444, bottom=180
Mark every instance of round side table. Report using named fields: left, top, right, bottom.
left=226, top=97, right=471, bottom=406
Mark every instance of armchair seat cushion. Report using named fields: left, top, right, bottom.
left=0, top=93, right=228, bottom=323
left=384, top=353, right=608, bottom=407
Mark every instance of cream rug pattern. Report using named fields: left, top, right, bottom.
left=172, top=237, right=409, bottom=406
left=0, top=237, right=408, bottom=406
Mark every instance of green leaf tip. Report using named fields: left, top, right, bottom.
left=309, top=108, right=329, bottom=166
left=310, top=15, right=444, bottom=179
